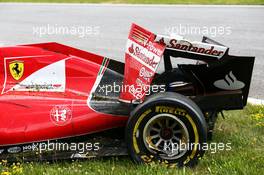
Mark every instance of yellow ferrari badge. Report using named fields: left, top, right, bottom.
left=9, top=61, right=24, bottom=80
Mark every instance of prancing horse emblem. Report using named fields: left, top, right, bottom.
left=9, top=61, right=24, bottom=80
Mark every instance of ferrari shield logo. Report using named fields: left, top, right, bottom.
left=9, top=61, right=24, bottom=80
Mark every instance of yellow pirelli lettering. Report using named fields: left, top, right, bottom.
left=155, top=106, right=187, bottom=116
left=185, top=114, right=199, bottom=159
left=133, top=109, right=152, bottom=154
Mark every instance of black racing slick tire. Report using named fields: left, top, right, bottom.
left=126, top=92, right=207, bottom=167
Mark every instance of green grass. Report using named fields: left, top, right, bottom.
left=1, top=104, right=264, bottom=175
left=0, top=0, right=263, bottom=5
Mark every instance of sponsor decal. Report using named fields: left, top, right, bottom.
left=155, top=35, right=227, bottom=59
left=145, top=42, right=163, bottom=57
left=155, top=106, right=187, bottom=116
left=4, top=59, right=66, bottom=93
left=133, top=109, right=152, bottom=153
left=12, top=83, right=63, bottom=92
left=50, top=105, right=72, bottom=126
left=119, top=24, right=165, bottom=102
left=23, top=143, right=39, bottom=152
left=214, top=71, right=245, bottom=90
left=139, top=67, right=154, bottom=83
left=127, top=41, right=160, bottom=71
left=7, top=146, right=22, bottom=154
left=9, top=60, right=24, bottom=80
left=166, top=39, right=224, bottom=57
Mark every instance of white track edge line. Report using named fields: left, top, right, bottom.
left=0, top=3, right=263, bottom=8
left=248, top=97, right=264, bottom=105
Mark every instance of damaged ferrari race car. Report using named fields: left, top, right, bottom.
left=0, top=23, right=254, bottom=166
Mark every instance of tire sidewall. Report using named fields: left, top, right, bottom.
left=126, top=93, right=207, bottom=166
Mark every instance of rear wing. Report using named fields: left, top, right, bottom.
left=155, top=34, right=229, bottom=62
left=154, top=34, right=254, bottom=108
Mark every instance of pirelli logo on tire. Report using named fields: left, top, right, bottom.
left=127, top=93, right=207, bottom=167
left=155, top=106, right=187, bottom=116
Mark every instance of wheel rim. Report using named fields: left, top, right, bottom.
left=142, top=113, right=189, bottom=160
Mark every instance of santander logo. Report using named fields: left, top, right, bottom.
left=128, top=44, right=159, bottom=69
left=128, top=44, right=134, bottom=54
left=214, top=71, right=245, bottom=90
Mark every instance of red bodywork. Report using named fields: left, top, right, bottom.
left=0, top=43, right=128, bottom=146
left=0, top=24, right=166, bottom=147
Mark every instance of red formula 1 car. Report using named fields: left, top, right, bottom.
left=0, top=24, right=254, bottom=166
